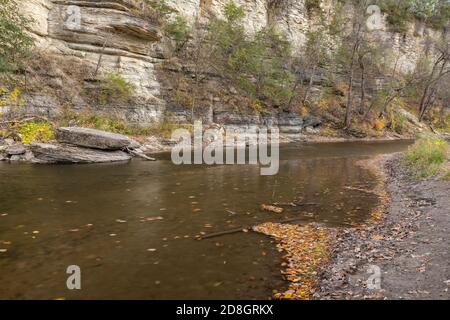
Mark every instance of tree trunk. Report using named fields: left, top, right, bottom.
left=359, top=62, right=366, bottom=114
left=345, top=51, right=357, bottom=128
left=303, top=66, right=316, bottom=104
left=345, top=26, right=361, bottom=129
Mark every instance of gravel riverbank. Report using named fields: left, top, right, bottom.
left=317, top=154, right=450, bottom=300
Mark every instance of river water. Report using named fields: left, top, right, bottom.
left=0, top=140, right=412, bottom=299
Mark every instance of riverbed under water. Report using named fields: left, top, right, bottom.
left=0, top=140, right=412, bottom=299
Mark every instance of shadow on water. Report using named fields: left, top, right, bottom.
left=0, top=140, right=412, bottom=299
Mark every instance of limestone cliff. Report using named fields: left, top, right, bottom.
left=21, top=0, right=165, bottom=124
left=18, top=0, right=443, bottom=133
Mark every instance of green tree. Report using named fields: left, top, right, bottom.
left=165, top=15, right=191, bottom=53
left=301, top=27, right=329, bottom=104
left=378, top=0, right=450, bottom=31
left=208, top=1, right=293, bottom=107
left=0, top=0, right=34, bottom=73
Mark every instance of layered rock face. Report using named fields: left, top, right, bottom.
left=167, top=0, right=435, bottom=63
left=167, top=0, right=309, bottom=49
left=29, top=143, right=132, bottom=163
left=21, top=0, right=165, bottom=123
left=20, top=0, right=440, bottom=131
left=55, top=127, right=140, bottom=150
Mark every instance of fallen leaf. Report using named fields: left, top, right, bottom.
left=261, top=204, right=284, bottom=214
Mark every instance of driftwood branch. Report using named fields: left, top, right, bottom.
left=198, top=201, right=321, bottom=240
left=125, top=148, right=156, bottom=161
left=273, top=202, right=319, bottom=207
left=198, top=216, right=314, bottom=240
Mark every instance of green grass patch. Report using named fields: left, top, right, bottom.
left=56, top=107, right=185, bottom=138
left=403, top=135, right=449, bottom=178
left=444, top=171, right=450, bottom=181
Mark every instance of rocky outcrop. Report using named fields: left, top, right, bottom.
left=55, top=127, right=140, bottom=150
left=0, top=127, right=146, bottom=164
left=18, top=0, right=442, bottom=130
left=6, top=144, right=27, bottom=156
left=23, top=0, right=163, bottom=96
left=29, top=143, right=132, bottom=163
left=20, top=0, right=165, bottom=125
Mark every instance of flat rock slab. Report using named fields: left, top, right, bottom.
left=30, top=143, right=132, bottom=164
left=55, top=127, right=140, bottom=150
left=6, top=144, right=27, bottom=155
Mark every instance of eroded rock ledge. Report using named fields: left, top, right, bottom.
left=55, top=127, right=140, bottom=150
left=30, top=142, right=132, bottom=163
left=0, top=127, right=142, bottom=164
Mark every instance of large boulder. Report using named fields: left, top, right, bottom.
left=303, top=115, right=322, bottom=129
left=55, top=127, right=140, bottom=150
left=278, top=112, right=303, bottom=126
left=29, top=143, right=132, bottom=164
left=6, top=144, right=27, bottom=156
left=279, top=126, right=302, bottom=134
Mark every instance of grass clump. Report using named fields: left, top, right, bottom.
left=97, top=73, right=134, bottom=105
left=403, top=135, right=449, bottom=178
left=444, top=171, right=450, bottom=181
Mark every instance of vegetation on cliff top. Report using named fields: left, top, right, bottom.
left=377, top=0, right=450, bottom=31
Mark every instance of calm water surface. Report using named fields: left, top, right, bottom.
left=0, top=140, right=412, bottom=299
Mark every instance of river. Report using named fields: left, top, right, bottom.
left=0, top=140, right=412, bottom=299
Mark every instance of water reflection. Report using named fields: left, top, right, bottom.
left=0, top=140, right=412, bottom=299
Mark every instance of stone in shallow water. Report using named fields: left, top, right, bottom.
left=55, top=127, right=140, bottom=150
left=9, top=155, right=22, bottom=162
left=30, top=143, right=132, bottom=164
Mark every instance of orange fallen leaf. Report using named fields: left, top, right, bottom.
left=261, top=204, right=284, bottom=214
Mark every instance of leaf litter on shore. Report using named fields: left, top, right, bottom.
left=253, top=223, right=334, bottom=300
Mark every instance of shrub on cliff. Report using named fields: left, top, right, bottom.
left=305, top=0, right=322, bottom=13
left=165, top=16, right=191, bottom=52
left=19, top=121, right=53, bottom=144
left=0, top=0, right=34, bottom=73
left=208, top=1, right=293, bottom=107
left=97, top=73, right=135, bottom=105
left=379, top=0, right=450, bottom=32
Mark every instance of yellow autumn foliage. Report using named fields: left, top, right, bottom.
left=373, top=118, right=385, bottom=131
